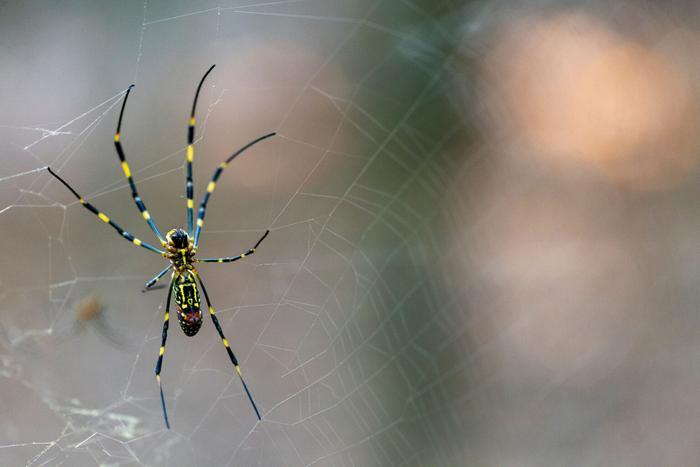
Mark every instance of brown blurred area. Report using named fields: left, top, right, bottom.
left=441, top=1, right=700, bottom=465
left=479, top=9, right=700, bottom=190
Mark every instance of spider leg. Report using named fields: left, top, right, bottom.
left=46, top=168, right=164, bottom=255
left=186, top=64, right=216, bottom=235
left=143, top=265, right=172, bottom=292
left=114, top=85, right=166, bottom=244
left=199, top=230, right=269, bottom=263
left=155, top=275, right=176, bottom=429
left=192, top=132, right=276, bottom=248
left=193, top=270, right=261, bottom=420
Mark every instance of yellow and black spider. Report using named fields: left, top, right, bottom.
left=47, top=65, right=275, bottom=429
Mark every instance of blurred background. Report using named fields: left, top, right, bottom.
left=1, top=0, right=700, bottom=465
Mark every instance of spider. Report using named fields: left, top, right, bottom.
left=46, top=65, right=275, bottom=429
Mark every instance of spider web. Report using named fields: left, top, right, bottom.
left=4, top=1, right=700, bottom=466
left=0, top=1, right=472, bottom=465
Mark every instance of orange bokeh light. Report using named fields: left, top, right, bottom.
left=481, top=13, right=700, bottom=190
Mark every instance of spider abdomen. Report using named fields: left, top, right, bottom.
left=172, top=271, right=202, bottom=336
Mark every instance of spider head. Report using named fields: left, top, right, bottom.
left=166, top=229, right=190, bottom=249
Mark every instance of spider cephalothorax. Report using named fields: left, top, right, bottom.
left=164, top=228, right=195, bottom=271
left=167, top=228, right=189, bottom=249
left=46, top=64, right=273, bottom=428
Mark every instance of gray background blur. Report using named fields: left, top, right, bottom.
left=1, top=0, right=700, bottom=466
